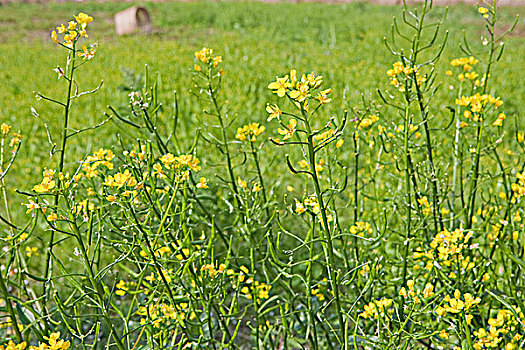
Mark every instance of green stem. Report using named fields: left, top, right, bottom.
left=42, top=44, right=76, bottom=326
left=303, top=112, right=345, bottom=344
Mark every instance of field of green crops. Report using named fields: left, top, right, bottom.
left=1, top=1, right=523, bottom=199
left=1, top=1, right=525, bottom=349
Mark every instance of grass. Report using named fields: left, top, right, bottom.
left=1, top=2, right=523, bottom=203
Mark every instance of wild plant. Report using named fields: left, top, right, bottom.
left=0, top=1, right=523, bottom=349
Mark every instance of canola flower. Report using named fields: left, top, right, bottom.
left=455, top=93, right=503, bottom=122
left=138, top=302, right=191, bottom=328
left=295, top=194, right=334, bottom=224
left=473, top=307, right=525, bottom=349
left=160, top=154, right=201, bottom=172
left=32, top=169, right=56, bottom=193
left=268, top=70, right=328, bottom=105
left=194, top=47, right=222, bottom=71
left=386, top=61, right=426, bottom=92
left=51, top=13, right=95, bottom=56
left=349, top=221, right=373, bottom=237
left=435, top=289, right=481, bottom=324
left=277, top=119, right=297, bottom=140
left=0, top=332, right=70, bottom=350
left=82, top=148, right=114, bottom=178
left=235, top=123, right=265, bottom=142
left=413, top=227, right=476, bottom=273
left=360, top=298, right=393, bottom=320
left=399, top=279, right=435, bottom=304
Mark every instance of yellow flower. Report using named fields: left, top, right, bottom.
left=196, top=177, right=208, bottom=189
left=295, top=199, right=306, bottom=214
left=115, top=280, right=128, bottom=296
left=278, top=119, right=297, bottom=140
left=266, top=104, right=282, bottom=122
left=74, top=12, right=94, bottom=27
left=26, top=247, right=39, bottom=258
left=316, top=88, right=332, bottom=104
left=213, top=56, right=222, bottom=68
left=33, top=177, right=56, bottom=193
left=78, top=45, right=96, bottom=60
left=51, top=31, right=59, bottom=44
left=24, top=199, right=39, bottom=214
left=237, top=177, right=247, bottom=190
left=289, top=81, right=309, bottom=102
left=478, top=6, right=489, bottom=17
left=236, top=123, right=265, bottom=142
left=195, top=47, right=213, bottom=63
left=56, top=24, right=67, bottom=34
left=1, top=123, right=11, bottom=136
left=64, top=31, right=77, bottom=42
left=439, top=330, right=449, bottom=339
left=268, top=75, right=290, bottom=97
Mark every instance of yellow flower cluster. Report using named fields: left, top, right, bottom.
left=26, top=246, right=39, bottom=257
left=349, top=222, right=372, bottom=237
left=235, top=123, right=265, bottom=142
left=295, top=195, right=333, bottom=224
left=75, top=199, right=95, bottom=218
left=160, top=154, right=201, bottom=172
left=359, top=298, right=393, bottom=320
left=455, top=93, right=503, bottom=122
left=124, top=146, right=147, bottom=162
left=399, top=279, right=434, bottom=304
left=138, top=302, right=192, bottom=328
left=116, top=279, right=130, bottom=296
left=0, top=332, right=71, bottom=350
left=357, top=114, right=379, bottom=130
left=201, top=262, right=227, bottom=278
left=313, top=129, right=344, bottom=148
left=82, top=148, right=115, bottom=178
left=311, top=278, right=328, bottom=301
left=51, top=12, right=93, bottom=48
left=194, top=47, right=222, bottom=71
left=0, top=341, right=26, bottom=350
left=314, top=129, right=335, bottom=143
left=387, top=61, right=426, bottom=92
left=478, top=6, right=490, bottom=18
left=417, top=196, right=432, bottom=216
left=447, top=56, right=486, bottom=86
left=268, top=70, right=331, bottom=109
left=33, top=169, right=56, bottom=193
left=298, top=159, right=325, bottom=173
left=414, top=228, right=475, bottom=274
left=9, top=132, right=22, bottom=149
left=511, top=171, right=525, bottom=199
left=1, top=123, right=11, bottom=136
left=1, top=124, right=23, bottom=150
left=104, top=169, right=137, bottom=188
left=436, top=289, right=481, bottom=323
left=241, top=281, right=272, bottom=301
left=450, top=56, right=479, bottom=72
left=474, top=307, right=524, bottom=349
left=78, top=43, right=97, bottom=60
